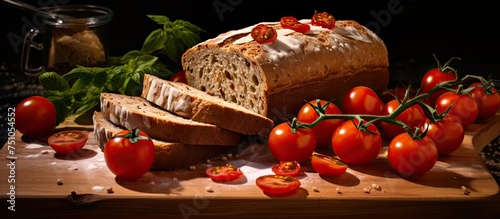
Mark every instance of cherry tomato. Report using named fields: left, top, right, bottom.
left=256, top=175, right=301, bottom=196
left=311, top=11, right=336, bottom=29
left=331, top=119, right=382, bottom=166
left=420, top=114, right=464, bottom=155
left=297, top=99, right=343, bottom=147
left=380, top=99, right=426, bottom=139
left=170, top=70, right=187, bottom=83
left=419, top=57, right=459, bottom=105
left=311, top=154, right=347, bottom=177
left=15, top=96, right=57, bottom=138
left=206, top=164, right=243, bottom=182
left=280, top=16, right=310, bottom=33
left=388, top=133, right=438, bottom=177
left=251, top=24, right=277, bottom=44
left=104, top=128, right=155, bottom=179
left=272, top=161, right=301, bottom=177
left=435, top=91, right=478, bottom=128
left=468, top=82, right=500, bottom=120
left=267, top=122, right=316, bottom=163
left=341, top=86, right=384, bottom=116
left=47, top=130, right=88, bottom=154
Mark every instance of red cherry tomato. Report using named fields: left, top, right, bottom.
left=388, top=133, right=438, bottom=177
left=206, top=164, right=243, bottom=182
left=311, top=11, right=336, bottom=29
left=170, top=70, right=187, bottom=83
left=255, top=175, right=301, bottom=196
left=267, top=122, right=316, bottom=163
left=380, top=99, right=426, bottom=139
left=341, top=86, right=384, bottom=116
left=331, top=119, right=382, bottom=166
left=435, top=91, right=479, bottom=128
left=468, top=82, right=500, bottom=120
left=420, top=114, right=464, bottom=155
left=297, top=99, right=343, bottom=147
left=311, top=154, right=347, bottom=177
left=251, top=24, right=277, bottom=44
left=280, top=16, right=310, bottom=33
left=419, top=57, right=459, bottom=105
left=48, top=130, right=88, bottom=154
left=15, top=96, right=57, bottom=138
left=104, top=129, right=155, bottom=179
left=272, top=161, right=301, bottom=177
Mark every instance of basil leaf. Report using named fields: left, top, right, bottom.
left=38, top=71, right=70, bottom=92
left=180, top=30, right=202, bottom=48
left=120, top=50, right=143, bottom=63
left=147, top=15, right=170, bottom=25
left=134, top=54, right=158, bottom=73
left=141, top=29, right=167, bottom=54
left=43, top=89, right=74, bottom=125
left=124, top=77, right=142, bottom=96
left=164, top=35, right=185, bottom=63
left=173, top=20, right=205, bottom=33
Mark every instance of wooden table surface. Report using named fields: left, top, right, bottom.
left=1, top=113, right=500, bottom=219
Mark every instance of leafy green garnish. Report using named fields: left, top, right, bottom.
left=39, top=15, right=204, bottom=125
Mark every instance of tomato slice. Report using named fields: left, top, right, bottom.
left=206, top=164, right=243, bottom=182
left=272, top=161, right=301, bottom=176
left=280, top=16, right=311, bottom=33
left=48, top=130, right=89, bottom=154
left=311, top=11, right=336, bottom=29
left=256, top=175, right=301, bottom=196
left=251, top=24, right=277, bottom=44
left=311, top=154, right=347, bottom=176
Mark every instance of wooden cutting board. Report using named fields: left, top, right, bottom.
left=1, top=112, right=499, bottom=219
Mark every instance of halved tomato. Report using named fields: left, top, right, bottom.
left=272, top=161, right=301, bottom=176
left=311, top=154, right=347, bottom=176
left=251, top=24, right=277, bottom=44
left=206, top=164, right=243, bottom=182
left=311, top=11, right=336, bottom=29
left=256, top=175, right=301, bottom=196
left=47, top=130, right=88, bottom=154
left=280, top=16, right=310, bottom=33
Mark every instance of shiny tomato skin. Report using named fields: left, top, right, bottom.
left=435, top=91, right=478, bottom=128
left=331, top=120, right=382, bottom=166
left=420, top=114, right=464, bottom=155
left=380, top=99, right=426, bottom=139
left=388, top=133, right=438, bottom=177
left=267, top=122, right=316, bottom=163
left=420, top=68, right=457, bottom=105
left=311, top=154, right=347, bottom=176
left=272, top=161, right=301, bottom=177
left=341, top=86, right=384, bottom=116
left=170, top=70, right=187, bottom=83
left=251, top=24, right=277, bottom=44
left=104, top=129, right=155, bottom=179
left=206, top=164, right=243, bottom=182
left=48, top=130, right=88, bottom=154
left=468, top=82, right=500, bottom=120
left=311, top=11, right=336, bottom=29
left=256, top=175, right=301, bottom=196
left=15, top=96, right=57, bottom=138
left=280, top=16, right=310, bottom=33
left=297, top=100, right=343, bottom=147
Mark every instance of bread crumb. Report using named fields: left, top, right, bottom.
left=205, top=186, right=214, bottom=193
left=68, top=166, right=78, bottom=171
left=189, top=165, right=196, bottom=170
left=57, top=179, right=63, bottom=185
left=226, top=153, right=233, bottom=158
left=173, top=177, right=178, bottom=181
left=40, top=150, right=50, bottom=154
left=371, top=183, right=382, bottom=191
left=461, top=186, right=471, bottom=195
left=221, top=156, right=228, bottom=161
left=363, top=187, right=371, bottom=194
left=206, top=159, right=211, bottom=164
left=335, top=187, right=342, bottom=194
left=92, top=186, right=104, bottom=192
left=106, top=186, right=114, bottom=194
left=312, top=187, right=320, bottom=192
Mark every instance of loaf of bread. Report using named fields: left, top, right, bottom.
left=141, top=74, right=273, bottom=135
left=93, top=111, right=231, bottom=170
left=99, top=92, right=241, bottom=146
left=182, top=19, right=389, bottom=120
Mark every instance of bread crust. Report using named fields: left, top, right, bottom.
left=182, top=19, right=389, bottom=118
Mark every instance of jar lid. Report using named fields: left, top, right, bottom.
left=41, top=4, right=113, bottom=27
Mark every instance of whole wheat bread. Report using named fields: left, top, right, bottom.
left=93, top=111, right=231, bottom=170
left=141, top=74, right=273, bottom=135
left=99, top=92, right=241, bottom=146
left=182, top=19, right=389, bottom=120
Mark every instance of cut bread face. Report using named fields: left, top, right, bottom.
left=93, top=111, right=231, bottom=170
left=142, top=74, right=273, bottom=135
left=99, top=92, right=241, bottom=146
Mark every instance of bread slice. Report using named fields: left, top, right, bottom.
left=93, top=111, right=231, bottom=170
left=182, top=19, right=389, bottom=120
left=141, top=74, right=274, bottom=135
left=99, top=92, right=241, bottom=146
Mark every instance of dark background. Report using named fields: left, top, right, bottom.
left=1, top=0, right=499, bottom=84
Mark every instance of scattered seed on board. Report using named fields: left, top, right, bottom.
left=56, top=179, right=63, bottom=185
left=336, top=187, right=342, bottom=194
left=106, top=186, right=114, bottom=194
left=461, top=186, right=471, bottom=195
left=312, top=187, right=320, bottom=192
left=205, top=186, right=214, bottom=193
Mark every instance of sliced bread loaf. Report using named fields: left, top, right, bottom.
left=142, top=74, right=273, bottom=135
left=93, top=111, right=231, bottom=170
left=99, top=92, right=241, bottom=146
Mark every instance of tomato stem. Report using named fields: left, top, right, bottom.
left=111, top=128, right=151, bottom=143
